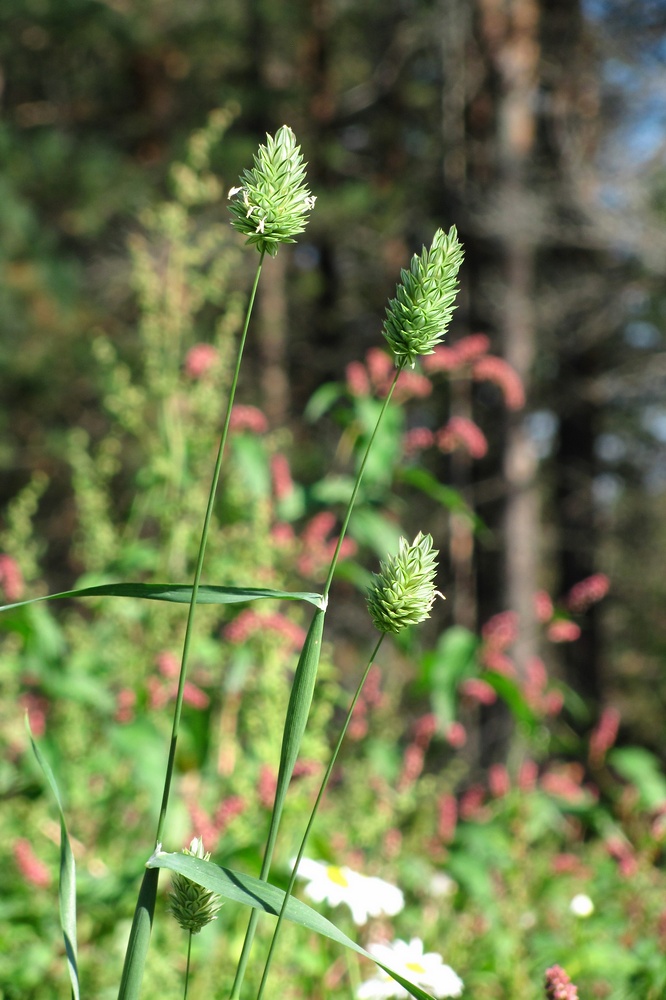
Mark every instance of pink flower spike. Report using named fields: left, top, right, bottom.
left=482, top=610, right=519, bottom=650
left=182, top=682, right=210, bottom=710
left=544, top=964, right=579, bottom=1000
left=271, top=453, right=294, bottom=501
left=566, top=573, right=610, bottom=613
left=445, top=721, right=467, bottom=748
left=13, top=838, right=51, bottom=888
left=452, top=333, right=491, bottom=362
left=184, top=343, right=218, bottom=379
left=0, top=554, right=24, bottom=602
left=345, top=360, right=371, bottom=397
left=404, top=426, right=435, bottom=455
left=422, top=345, right=461, bottom=373
left=472, top=356, right=525, bottom=410
left=437, top=793, right=458, bottom=842
left=459, top=677, right=497, bottom=706
left=518, top=758, right=539, bottom=791
left=436, top=416, right=488, bottom=459
left=229, top=404, right=268, bottom=434
left=534, top=589, right=554, bottom=622
left=488, top=763, right=510, bottom=798
left=589, top=706, right=621, bottom=766
left=547, top=619, right=581, bottom=643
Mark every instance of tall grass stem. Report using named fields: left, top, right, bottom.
left=255, top=635, right=385, bottom=1000
left=154, top=251, right=265, bottom=846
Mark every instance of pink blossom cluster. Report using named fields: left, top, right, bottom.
left=122, top=650, right=210, bottom=718
left=345, top=347, right=432, bottom=401
left=13, top=838, right=51, bottom=888
left=184, top=342, right=219, bottom=379
left=566, top=573, right=610, bottom=613
left=229, top=404, right=269, bottom=435
left=296, top=511, right=357, bottom=580
left=186, top=795, right=246, bottom=853
left=605, top=834, right=638, bottom=878
left=223, top=609, right=306, bottom=649
left=347, top=666, right=385, bottom=741
left=533, top=588, right=581, bottom=642
left=20, top=690, right=49, bottom=737
left=588, top=706, right=621, bottom=767
left=544, top=965, right=579, bottom=1000
left=523, top=657, right=564, bottom=716
left=436, top=416, right=488, bottom=459
left=459, top=677, right=497, bottom=706
left=479, top=611, right=518, bottom=677
left=270, top=452, right=294, bottom=501
left=539, top=763, right=590, bottom=805
left=437, top=792, right=458, bottom=843
left=422, top=334, right=491, bottom=373
left=0, top=554, right=23, bottom=602
left=422, top=334, right=525, bottom=410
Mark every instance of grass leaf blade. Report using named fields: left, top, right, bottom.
left=147, top=851, right=437, bottom=1000
left=27, top=719, right=80, bottom=1000
left=1, top=583, right=324, bottom=614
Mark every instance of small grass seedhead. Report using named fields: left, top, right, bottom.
left=367, top=532, right=440, bottom=634
left=168, top=838, right=222, bottom=934
left=228, top=125, right=316, bottom=257
left=382, top=226, right=464, bottom=369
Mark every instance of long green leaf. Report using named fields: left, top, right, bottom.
left=148, top=851, right=438, bottom=1000
left=27, top=720, right=80, bottom=1000
left=0, top=583, right=324, bottom=615
left=117, top=867, right=159, bottom=1000
left=230, top=608, right=328, bottom=996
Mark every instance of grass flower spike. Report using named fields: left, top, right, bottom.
left=228, top=125, right=316, bottom=256
left=168, top=838, right=222, bottom=934
left=382, top=226, right=464, bottom=368
left=367, top=532, right=439, bottom=634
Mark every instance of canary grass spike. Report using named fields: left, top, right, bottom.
left=228, top=125, right=316, bottom=256
left=382, top=226, right=464, bottom=368
left=367, top=532, right=440, bottom=634
left=168, top=838, right=222, bottom=934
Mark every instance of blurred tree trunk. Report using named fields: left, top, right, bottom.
left=472, top=0, right=542, bottom=675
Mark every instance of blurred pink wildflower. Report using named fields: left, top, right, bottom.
left=472, top=355, right=525, bottom=410
left=0, top=554, right=23, bottom=602
left=13, top=838, right=51, bottom=888
left=184, top=342, right=218, bottom=379
left=270, top=453, right=294, bottom=500
left=459, top=677, right=497, bottom=706
left=534, top=589, right=554, bottom=622
left=566, top=573, right=610, bottom=613
left=229, top=404, right=268, bottom=434
left=544, top=964, right=579, bottom=1000
left=436, top=416, right=488, bottom=459
left=589, top=706, right=621, bottom=766
left=547, top=619, right=581, bottom=643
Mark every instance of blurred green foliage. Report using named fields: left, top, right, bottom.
left=1, top=109, right=666, bottom=1000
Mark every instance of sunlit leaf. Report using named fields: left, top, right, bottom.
left=148, top=850, right=438, bottom=1000
left=0, top=583, right=325, bottom=615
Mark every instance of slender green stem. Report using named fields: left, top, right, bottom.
left=184, top=932, right=193, bottom=1000
left=229, top=361, right=402, bottom=1000
left=322, top=364, right=404, bottom=601
left=154, top=250, right=265, bottom=847
left=255, top=635, right=385, bottom=1000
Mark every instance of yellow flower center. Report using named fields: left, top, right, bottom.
left=406, top=962, right=426, bottom=975
left=326, top=865, right=349, bottom=887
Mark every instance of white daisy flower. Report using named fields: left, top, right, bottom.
left=292, top=857, right=404, bottom=926
left=569, top=892, right=594, bottom=918
left=357, top=937, right=463, bottom=999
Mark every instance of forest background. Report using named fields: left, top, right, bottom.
left=3, top=1, right=666, bottom=998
